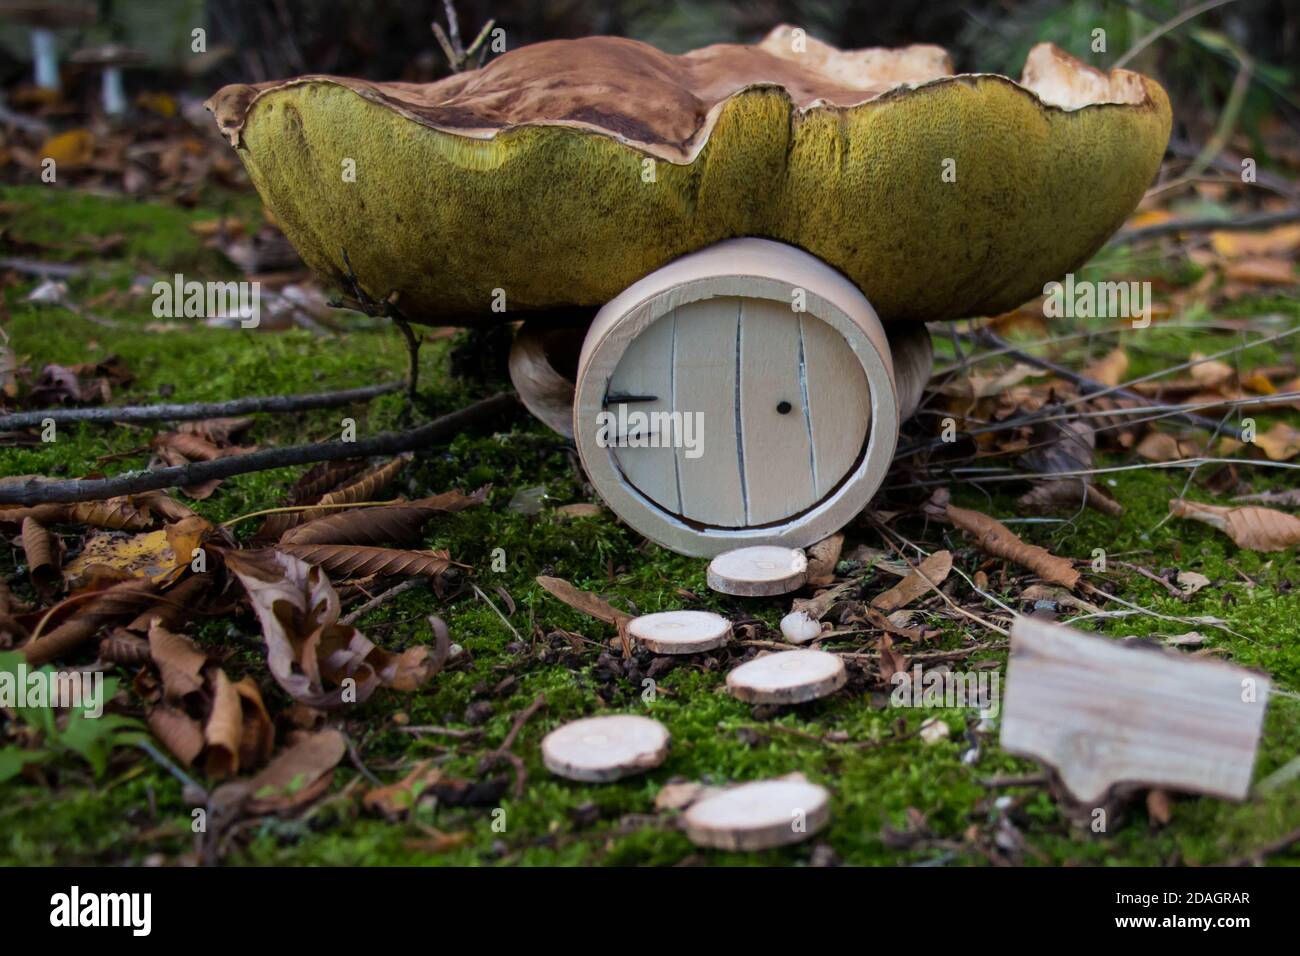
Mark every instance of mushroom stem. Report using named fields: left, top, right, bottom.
left=101, top=65, right=125, bottom=115
left=30, top=27, right=59, bottom=90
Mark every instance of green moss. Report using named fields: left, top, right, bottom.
left=2, top=187, right=1299, bottom=867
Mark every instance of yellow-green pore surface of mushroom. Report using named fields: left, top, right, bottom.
left=206, top=25, right=1171, bottom=326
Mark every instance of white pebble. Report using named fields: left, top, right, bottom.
left=780, top=610, right=822, bottom=644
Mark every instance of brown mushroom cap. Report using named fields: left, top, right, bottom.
left=207, top=25, right=1171, bottom=327
left=0, top=1, right=96, bottom=27
left=70, top=44, right=146, bottom=67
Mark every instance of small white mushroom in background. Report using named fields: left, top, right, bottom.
left=779, top=609, right=821, bottom=644
left=682, top=776, right=830, bottom=850
left=726, top=648, right=846, bottom=705
left=628, top=609, right=731, bottom=655
left=707, top=545, right=807, bottom=597
left=541, top=714, right=669, bottom=782
left=70, top=44, right=146, bottom=116
left=0, top=1, right=98, bottom=92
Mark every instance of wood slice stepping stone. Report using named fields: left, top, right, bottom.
left=726, top=649, right=846, bottom=704
left=628, top=610, right=732, bottom=655
left=541, top=715, right=670, bottom=782
left=682, top=777, right=830, bottom=850
left=707, top=546, right=807, bottom=596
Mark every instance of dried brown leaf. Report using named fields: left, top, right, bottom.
left=275, top=544, right=455, bottom=580
left=203, top=668, right=244, bottom=778
left=871, top=550, right=952, bottom=612
left=280, top=487, right=487, bottom=546
left=98, top=630, right=151, bottom=664
left=65, top=497, right=154, bottom=530
left=20, top=517, right=61, bottom=592
left=877, top=633, right=908, bottom=682
left=1169, top=499, right=1300, bottom=552
left=1137, top=431, right=1202, bottom=463
left=1083, top=348, right=1129, bottom=388
left=1253, top=421, right=1300, bottom=462
left=805, top=533, right=844, bottom=588
left=536, top=575, right=632, bottom=628
left=363, top=759, right=443, bottom=817
left=177, top=416, right=255, bottom=446
left=22, top=578, right=157, bottom=666
left=213, top=729, right=347, bottom=816
left=132, top=490, right=199, bottom=524
left=147, top=704, right=205, bottom=766
left=947, top=504, right=1080, bottom=589
left=305, top=457, right=407, bottom=517
left=226, top=549, right=445, bottom=708
left=289, top=459, right=369, bottom=505
left=155, top=431, right=224, bottom=462
left=147, top=620, right=208, bottom=701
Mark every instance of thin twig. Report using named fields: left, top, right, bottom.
left=341, top=579, right=424, bottom=625
left=472, top=583, right=522, bottom=642
left=135, top=739, right=208, bottom=802
left=976, top=327, right=1244, bottom=439
left=0, top=392, right=518, bottom=505
left=0, top=381, right=404, bottom=431
left=478, top=692, right=546, bottom=798
left=1111, top=0, right=1239, bottom=70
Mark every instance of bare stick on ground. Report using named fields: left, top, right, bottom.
left=0, top=392, right=518, bottom=506
left=0, top=381, right=404, bottom=431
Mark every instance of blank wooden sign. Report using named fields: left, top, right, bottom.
left=1000, top=617, right=1270, bottom=803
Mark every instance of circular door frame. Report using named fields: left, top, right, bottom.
left=574, top=238, right=899, bottom=558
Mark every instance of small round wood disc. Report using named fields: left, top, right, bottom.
left=683, top=778, right=830, bottom=851
left=541, top=715, right=670, bottom=782
left=628, top=610, right=732, bottom=655
left=726, top=649, right=846, bottom=704
left=707, top=546, right=808, bottom=597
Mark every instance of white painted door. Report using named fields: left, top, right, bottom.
left=604, top=297, right=870, bottom=528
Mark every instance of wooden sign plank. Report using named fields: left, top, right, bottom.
left=1000, top=616, right=1270, bottom=803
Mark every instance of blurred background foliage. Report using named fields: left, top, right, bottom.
left=1, top=0, right=1296, bottom=162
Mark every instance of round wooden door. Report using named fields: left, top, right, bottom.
left=574, top=238, right=904, bottom=558
left=603, top=296, right=870, bottom=528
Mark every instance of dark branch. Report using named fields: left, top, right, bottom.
left=1108, top=207, right=1300, bottom=245
left=0, top=381, right=404, bottom=431
left=0, top=392, right=518, bottom=506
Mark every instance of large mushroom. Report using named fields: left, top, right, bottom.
left=0, top=1, right=97, bottom=92
left=207, top=25, right=1170, bottom=326
left=206, top=26, right=1171, bottom=557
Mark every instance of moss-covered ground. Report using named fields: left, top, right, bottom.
left=1, top=184, right=1298, bottom=866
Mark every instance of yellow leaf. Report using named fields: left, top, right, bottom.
left=1240, top=371, right=1276, bottom=395
left=1129, top=209, right=1173, bottom=229
left=62, top=529, right=185, bottom=588
left=1253, top=421, right=1300, bottom=461
left=38, top=129, right=95, bottom=169
left=1210, top=224, right=1300, bottom=258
